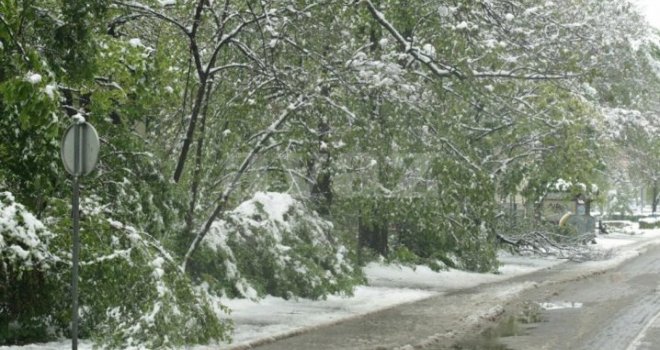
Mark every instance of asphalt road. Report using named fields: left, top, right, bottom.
left=247, top=243, right=660, bottom=350
left=494, top=244, right=660, bottom=350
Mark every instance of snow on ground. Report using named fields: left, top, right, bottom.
left=579, top=227, right=660, bottom=271
left=5, top=226, right=660, bottom=350
left=206, top=286, right=436, bottom=348
left=0, top=342, right=92, bottom=350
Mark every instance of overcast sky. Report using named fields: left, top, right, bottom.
left=635, top=0, right=660, bottom=29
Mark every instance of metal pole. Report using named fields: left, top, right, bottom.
left=71, top=176, right=80, bottom=350
left=71, top=124, right=81, bottom=350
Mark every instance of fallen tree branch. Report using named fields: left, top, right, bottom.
left=497, top=230, right=598, bottom=262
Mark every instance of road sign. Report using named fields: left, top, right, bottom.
left=61, top=122, right=100, bottom=177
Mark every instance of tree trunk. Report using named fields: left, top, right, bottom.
left=311, top=171, right=332, bottom=216
left=358, top=205, right=389, bottom=258
left=653, top=181, right=658, bottom=215
left=185, top=82, right=213, bottom=236
left=173, top=77, right=208, bottom=183
left=310, top=119, right=333, bottom=216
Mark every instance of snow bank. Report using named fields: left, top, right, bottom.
left=200, top=286, right=434, bottom=348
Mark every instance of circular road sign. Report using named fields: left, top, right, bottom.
left=61, top=122, right=100, bottom=177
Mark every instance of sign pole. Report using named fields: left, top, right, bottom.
left=71, top=123, right=81, bottom=350
left=71, top=175, right=80, bottom=350
left=60, top=119, right=99, bottom=350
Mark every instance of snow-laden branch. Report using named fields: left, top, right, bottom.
left=113, top=1, right=189, bottom=34
left=361, top=0, right=581, bottom=82
left=205, top=12, right=268, bottom=76
left=248, top=166, right=315, bottom=185
left=316, top=95, right=357, bottom=123
left=438, top=137, right=482, bottom=173
left=94, top=76, right=125, bottom=91
left=0, top=13, right=28, bottom=62
left=181, top=97, right=309, bottom=272
left=230, top=38, right=269, bottom=72
left=488, top=148, right=553, bottom=177
left=80, top=249, right=132, bottom=266
left=362, top=0, right=456, bottom=79
left=473, top=70, right=581, bottom=80
left=208, top=63, right=251, bottom=75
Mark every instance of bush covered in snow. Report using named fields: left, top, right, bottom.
left=43, top=195, right=231, bottom=349
left=606, top=187, right=636, bottom=218
left=1, top=190, right=231, bottom=348
left=0, top=192, right=57, bottom=275
left=192, top=192, right=363, bottom=300
left=81, top=221, right=229, bottom=348
left=639, top=217, right=660, bottom=229
left=0, top=192, right=66, bottom=344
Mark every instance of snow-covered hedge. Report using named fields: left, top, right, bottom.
left=85, top=219, right=230, bottom=349
left=0, top=192, right=64, bottom=343
left=1, top=191, right=231, bottom=348
left=0, top=191, right=57, bottom=272
left=639, top=217, right=660, bottom=229
left=195, top=192, right=362, bottom=300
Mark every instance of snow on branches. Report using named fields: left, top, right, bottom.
left=0, top=192, right=57, bottom=272
left=199, top=192, right=361, bottom=300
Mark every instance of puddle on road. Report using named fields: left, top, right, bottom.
left=452, top=301, right=584, bottom=349
left=451, top=302, right=545, bottom=350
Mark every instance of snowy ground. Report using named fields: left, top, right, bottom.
left=5, top=224, right=660, bottom=350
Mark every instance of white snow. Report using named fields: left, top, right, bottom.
left=539, top=301, right=583, bottom=310
left=378, top=38, right=388, bottom=48
left=203, top=286, right=435, bottom=348
left=0, top=341, right=93, bottom=350
left=422, top=43, right=436, bottom=58
left=128, top=38, right=143, bottom=47
left=640, top=217, right=660, bottom=224
left=455, top=21, right=469, bottom=30
left=0, top=192, right=53, bottom=267
left=7, top=227, right=660, bottom=350
left=43, top=84, right=57, bottom=99
left=233, top=192, right=295, bottom=224
left=72, top=114, right=85, bottom=124
left=26, top=73, right=42, bottom=84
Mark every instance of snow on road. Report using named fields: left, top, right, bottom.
left=5, top=227, right=660, bottom=350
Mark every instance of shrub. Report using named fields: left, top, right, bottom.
left=192, top=192, right=363, bottom=300
left=639, top=217, right=660, bottom=229
left=0, top=192, right=66, bottom=344
left=1, top=192, right=231, bottom=348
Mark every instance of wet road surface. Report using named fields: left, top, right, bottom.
left=247, top=243, right=660, bottom=350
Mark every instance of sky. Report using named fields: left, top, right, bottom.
left=636, top=0, right=660, bottom=29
